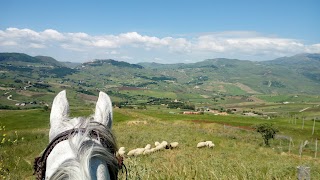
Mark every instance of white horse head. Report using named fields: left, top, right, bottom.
left=34, top=90, right=119, bottom=180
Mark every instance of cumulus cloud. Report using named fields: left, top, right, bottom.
left=0, top=28, right=319, bottom=62
left=306, top=43, right=320, bottom=53
left=41, top=29, right=64, bottom=41
left=193, top=32, right=307, bottom=55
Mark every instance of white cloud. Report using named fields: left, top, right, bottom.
left=110, top=50, right=119, bottom=55
left=306, top=44, right=320, bottom=53
left=120, top=56, right=133, bottom=60
left=193, top=33, right=307, bottom=55
left=0, top=28, right=319, bottom=62
left=92, top=39, right=117, bottom=48
left=0, top=40, right=18, bottom=46
left=29, top=43, right=46, bottom=49
left=41, top=29, right=64, bottom=41
left=60, top=44, right=85, bottom=52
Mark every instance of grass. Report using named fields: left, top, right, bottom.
left=223, top=84, right=248, bottom=95
left=115, top=120, right=319, bottom=179
left=120, top=89, right=178, bottom=99
left=256, top=94, right=320, bottom=103
left=0, top=109, right=50, bottom=130
left=0, top=107, right=319, bottom=179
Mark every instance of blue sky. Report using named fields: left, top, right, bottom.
left=1, top=0, right=319, bottom=63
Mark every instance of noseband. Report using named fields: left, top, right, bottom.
left=34, top=124, right=123, bottom=180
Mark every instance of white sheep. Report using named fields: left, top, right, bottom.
left=161, top=141, right=168, bottom=146
left=170, top=142, right=179, bottom=148
left=155, top=144, right=165, bottom=151
left=144, top=144, right=151, bottom=150
left=117, top=147, right=126, bottom=156
left=197, top=142, right=207, bottom=148
left=208, top=143, right=215, bottom=148
left=155, top=141, right=160, bottom=146
left=134, top=148, right=145, bottom=156
left=150, top=148, right=157, bottom=153
left=197, top=141, right=215, bottom=148
left=206, top=141, right=215, bottom=148
left=127, top=149, right=137, bottom=156
left=143, top=149, right=153, bottom=155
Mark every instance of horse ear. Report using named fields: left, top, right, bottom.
left=50, top=90, right=69, bottom=132
left=94, top=91, right=113, bottom=128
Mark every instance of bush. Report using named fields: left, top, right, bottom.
left=254, top=123, right=279, bottom=146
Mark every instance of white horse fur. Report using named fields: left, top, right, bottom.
left=46, top=90, right=118, bottom=180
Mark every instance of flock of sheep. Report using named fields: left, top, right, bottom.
left=117, top=140, right=215, bottom=157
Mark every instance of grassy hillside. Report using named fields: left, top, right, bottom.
left=0, top=107, right=319, bottom=179
left=1, top=52, right=320, bottom=179
left=1, top=53, right=320, bottom=121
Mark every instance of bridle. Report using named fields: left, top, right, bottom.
left=33, top=124, right=124, bottom=180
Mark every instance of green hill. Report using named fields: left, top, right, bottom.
left=0, top=53, right=77, bottom=79
left=136, top=54, right=320, bottom=95
left=1, top=52, right=320, bottom=109
left=34, top=55, right=66, bottom=67
left=83, top=59, right=144, bottom=69
left=0, top=53, right=65, bottom=67
left=262, top=53, right=320, bottom=83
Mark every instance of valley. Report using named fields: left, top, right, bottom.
left=0, top=52, right=320, bottom=179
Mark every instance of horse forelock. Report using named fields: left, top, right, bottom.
left=48, top=119, right=118, bottom=180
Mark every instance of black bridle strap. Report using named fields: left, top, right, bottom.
left=34, top=128, right=87, bottom=180
left=33, top=128, right=117, bottom=180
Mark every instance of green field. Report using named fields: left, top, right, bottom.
left=0, top=106, right=319, bottom=179
left=256, top=94, right=320, bottom=103
left=1, top=52, right=320, bottom=178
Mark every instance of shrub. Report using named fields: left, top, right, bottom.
left=254, top=123, right=279, bottom=146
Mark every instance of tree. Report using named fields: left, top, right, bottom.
left=254, top=123, right=279, bottom=146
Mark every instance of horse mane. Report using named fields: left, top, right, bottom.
left=50, top=118, right=118, bottom=180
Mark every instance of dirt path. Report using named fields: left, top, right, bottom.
left=299, top=107, right=310, bottom=112
left=235, top=82, right=262, bottom=94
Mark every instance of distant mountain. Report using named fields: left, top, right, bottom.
left=137, top=54, right=320, bottom=94
left=61, top=61, right=82, bottom=68
left=83, top=59, right=144, bottom=69
left=0, top=53, right=39, bottom=63
left=0, top=53, right=65, bottom=67
left=0, top=53, right=76, bottom=78
left=262, top=53, right=320, bottom=83
left=138, top=62, right=185, bottom=69
left=263, top=53, right=320, bottom=66
left=1, top=52, right=320, bottom=96
left=34, top=56, right=65, bottom=67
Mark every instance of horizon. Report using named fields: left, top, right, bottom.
left=1, top=0, right=319, bottom=64
left=2, top=52, right=320, bottom=65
